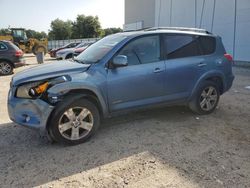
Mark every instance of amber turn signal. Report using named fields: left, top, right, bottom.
left=29, top=82, right=49, bottom=97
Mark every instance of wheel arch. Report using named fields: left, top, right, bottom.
left=0, top=58, right=14, bottom=67
left=47, top=83, right=109, bottom=118
left=0, top=58, right=12, bottom=63
left=64, top=89, right=104, bottom=116
left=189, top=71, right=226, bottom=101
left=65, top=53, right=73, bottom=59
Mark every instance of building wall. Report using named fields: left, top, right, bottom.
left=125, top=0, right=250, bottom=61
left=125, top=0, right=155, bottom=29
left=235, top=0, right=250, bottom=61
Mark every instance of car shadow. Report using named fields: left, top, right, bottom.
left=44, top=58, right=58, bottom=62
left=0, top=106, right=248, bottom=187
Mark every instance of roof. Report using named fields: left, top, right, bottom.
left=122, top=27, right=216, bottom=37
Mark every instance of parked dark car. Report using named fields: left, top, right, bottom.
left=8, top=27, right=234, bottom=145
left=0, top=40, right=25, bottom=75
left=49, top=42, right=80, bottom=58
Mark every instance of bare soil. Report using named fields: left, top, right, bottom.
left=0, top=55, right=249, bottom=188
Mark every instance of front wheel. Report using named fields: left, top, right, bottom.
left=189, top=81, right=220, bottom=115
left=48, top=98, right=100, bottom=145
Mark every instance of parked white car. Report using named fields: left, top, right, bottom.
left=56, top=42, right=92, bottom=60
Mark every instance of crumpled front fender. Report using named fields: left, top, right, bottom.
left=47, top=81, right=109, bottom=117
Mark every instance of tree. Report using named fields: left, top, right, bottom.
left=0, top=28, right=11, bottom=35
left=102, top=27, right=123, bottom=37
left=71, top=15, right=102, bottom=39
left=48, top=19, right=72, bottom=40
left=26, top=29, right=47, bottom=40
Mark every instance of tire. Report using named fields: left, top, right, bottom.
left=189, top=81, right=220, bottom=115
left=65, top=53, right=73, bottom=59
left=48, top=97, right=100, bottom=145
left=0, top=61, right=13, bottom=75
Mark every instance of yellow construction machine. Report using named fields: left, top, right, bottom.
left=0, top=28, right=48, bottom=54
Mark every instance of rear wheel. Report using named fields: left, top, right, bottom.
left=189, top=81, right=220, bottom=115
left=0, top=61, right=13, bottom=75
left=48, top=98, right=100, bottom=145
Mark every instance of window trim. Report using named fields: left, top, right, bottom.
left=108, top=34, right=163, bottom=68
left=0, top=42, right=8, bottom=51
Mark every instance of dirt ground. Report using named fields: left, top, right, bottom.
left=0, top=55, right=249, bottom=188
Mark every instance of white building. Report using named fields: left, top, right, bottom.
left=124, top=0, right=250, bottom=61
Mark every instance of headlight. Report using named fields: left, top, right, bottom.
left=16, top=76, right=70, bottom=99
left=16, top=81, right=43, bottom=98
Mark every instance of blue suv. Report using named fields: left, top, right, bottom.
left=8, top=27, right=234, bottom=145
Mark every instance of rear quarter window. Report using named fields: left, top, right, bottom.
left=198, top=36, right=216, bottom=55
left=0, top=42, right=8, bottom=51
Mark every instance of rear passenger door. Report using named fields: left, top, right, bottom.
left=163, top=34, right=215, bottom=98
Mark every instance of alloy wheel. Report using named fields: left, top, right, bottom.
left=58, top=107, right=94, bottom=140
left=0, top=62, right=12, bottom=75
left=199, top=86, right=218, bottom=111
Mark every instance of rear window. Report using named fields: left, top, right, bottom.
left=164, top=34, right=216, bottom=59
left=7, top=42, right=20, bottom=51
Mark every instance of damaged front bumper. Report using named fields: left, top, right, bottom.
left=7, top=87, right=54, bottom=131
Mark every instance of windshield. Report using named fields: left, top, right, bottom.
left=12, top=29, right=27, bottom=40
left=75, top=42, right=90, bottom=48
left=75, top=34, right=127, bottom=64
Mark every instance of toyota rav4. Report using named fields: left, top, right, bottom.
left=8, top=27, right=234, bottom=145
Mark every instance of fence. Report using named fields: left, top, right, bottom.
left=48, top=38, right=99, bottom=50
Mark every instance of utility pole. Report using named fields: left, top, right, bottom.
left=170, top=0, right=173, bottom=26
left=211, top=0, right=216, bottom=32
left=200, top=0, right=205, bottom=28
left=233, top=0, right=237, bottom=58
left=195, top=0, right=197, bottom=27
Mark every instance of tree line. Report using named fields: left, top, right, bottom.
left=0, top=14, right=122, bottom=40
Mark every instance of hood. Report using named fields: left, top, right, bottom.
left=75, top=46, right=87, bottom=53
left=57, top=48, right=74, bottom=54
left=51, top=47, right=62, bottom=52
left=12, top=60, right=90, bottom=86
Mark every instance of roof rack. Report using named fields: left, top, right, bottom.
left=145, top=27, right=212, bottom=34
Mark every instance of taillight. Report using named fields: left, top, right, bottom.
left=224, top=54, right=233, bottom=62
left=15, top=50, right=23, bottom=57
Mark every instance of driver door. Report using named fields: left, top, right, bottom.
left=107, top=35, right=166, bottom=112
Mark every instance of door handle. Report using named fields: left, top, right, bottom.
left=197, top=62, right=207, bottom=67
left=153, top=68, right=163, bottom=73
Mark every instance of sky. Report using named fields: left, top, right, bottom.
left=0, top=0, right=124, bottom=33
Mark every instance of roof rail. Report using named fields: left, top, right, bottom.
left=145, top=27, right=212, bottom=34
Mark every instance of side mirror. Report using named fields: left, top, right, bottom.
left=112, top=55, right=128, bottom=67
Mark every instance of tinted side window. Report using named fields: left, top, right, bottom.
left=164, top=34, right=201, bottom=59
left=198, top=36, right=216, bottom=55
left=0, top=42, right=8, bottom=51
left=118, top=35, right=160, bottom=66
